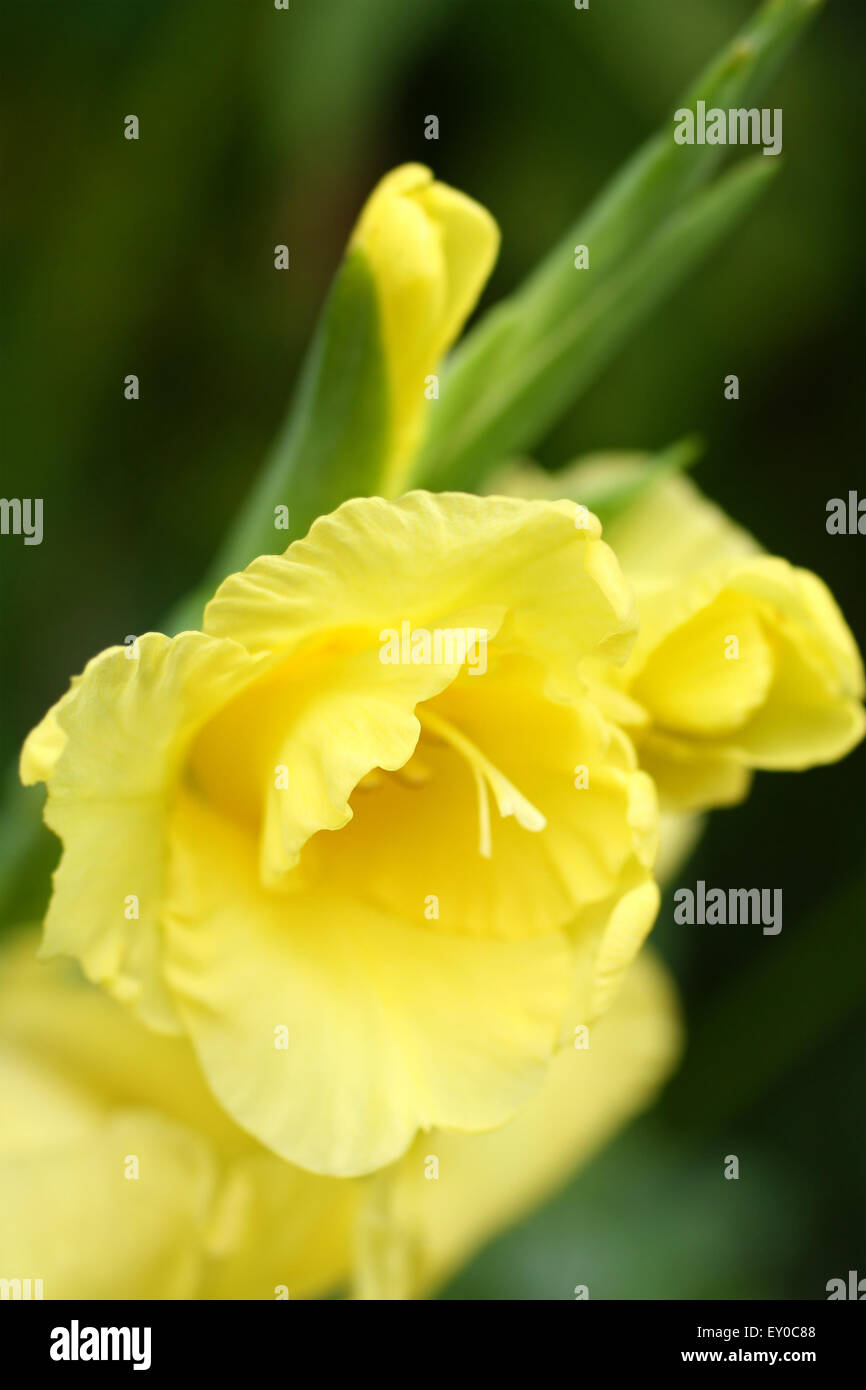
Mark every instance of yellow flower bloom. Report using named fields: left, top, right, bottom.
left=0, top=929, right=679, bottom=1300
left=350, top=164, right=499, bottom=492
left=21, top=492, right=659, bottom=1177
left=601, top=471, right=865, bottom=810
left=0, top=930, right=354, bottom=1300
left=494, top=459, right=865, bottom=812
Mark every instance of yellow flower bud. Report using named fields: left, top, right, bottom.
left=350, top=165, right=499, bottom=491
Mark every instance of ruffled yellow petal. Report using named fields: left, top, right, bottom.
left=19, top=700, right=69, bottom=785
left=301, top=657, right=657, bottom=943
left=19, top=633, right=266, bottom=1030
left=204, top=491, right=635, bottom=671
left=198, top=492, right=640, bottom=890
left=189, top=639, right=468, bottom=889
left=163, top=792, right=573, bottom=1176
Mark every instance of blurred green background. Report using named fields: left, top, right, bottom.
left=1, top=0, right=864, bottom=1298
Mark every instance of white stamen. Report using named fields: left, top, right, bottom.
left=473, top=763, right=493, bottom=859
left=419, top=706, right=546, bottom=859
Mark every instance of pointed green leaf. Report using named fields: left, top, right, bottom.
left=413, top=0, right=824, bottom=492
left=416, top=155, right=779, bottom=492
left=167, top=248, right=389, bottom=633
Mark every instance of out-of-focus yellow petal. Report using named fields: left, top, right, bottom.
left=0, top=1107, right=219, bottom=1299
left=358, top=947, right=681, bottom=1298
left=0, top=932, right=244, bottom=1156
left=604, top=467, right=758, bottom=579
left=0, top=1042, right=102, bottom=1152
left=656, top=811, right=705, bottom=885
left=0, top=932, right=354, bottom=1300
left=200, top=1154, right=358, bottom=1300
left=586, top=874, right=663, bottom=1019
left=350, top=165, right=499, bottom=489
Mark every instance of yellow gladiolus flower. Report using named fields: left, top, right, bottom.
left=494, top=459, right=865, bottom=812
left=600, top=471, right=866, bottom=810
left=21, top=492, right=659, bottom=1178
left=0, top=929, right=679, bottom=1300
left=350, top=164, right=499, bottom=492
